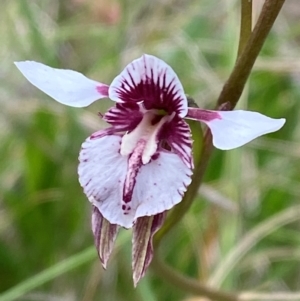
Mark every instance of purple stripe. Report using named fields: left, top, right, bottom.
left=186, top=108, right=222, bottom=122
left=122, top=140, right=145, bottom=207
left=96, top=84, right=109, bottom=96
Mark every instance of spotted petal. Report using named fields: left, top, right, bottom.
left=15, top=61, right=109, bottom=107
left=78, top=134, right=192, bottom=228
left=186, top=108, right=286, bottom=150
left=109, top=54, right=188, bottom=117
left=133, top=151, right=192, bottom=219
left=78, top=134, right=133, bottom=228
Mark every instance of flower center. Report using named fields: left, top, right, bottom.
left=120, top=111, right=173, bottom=164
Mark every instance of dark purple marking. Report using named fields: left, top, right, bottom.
left=151, top=153, right=160, bottom=161
left=123, top=190, right=134, bottom=203
left=85, top=179, right=91, bottom=187
left=122, top=205, right=131, bottom=210
left=186, top=108, right=221, bottom=122
left=90, top=128, right=114, bottom=139
left=96, top=85, right=109, bottom=96
left=122, top=140, right=145, bottom=203
left=110, top=58, right=186, bottom=116
left=103, top=103, right=143, bottom=133
left=151, top=114, right=164, bottom=126
left=159, top=118, right=193, bottom=169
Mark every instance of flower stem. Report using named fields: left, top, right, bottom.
left=237, top=0, right=252, bottom=58
left=151, top=255, right=239, bottom=301
left=217, top=0, right=285, bottom=109
left=152, top=255, right=300, bottom=301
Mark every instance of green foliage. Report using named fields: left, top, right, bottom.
left=1, top=0, right=299, bottom=300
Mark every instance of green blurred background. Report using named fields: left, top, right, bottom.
left=1, top=0, right=300, bottom=300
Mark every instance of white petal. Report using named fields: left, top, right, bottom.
left=205, top=110, right=286, bottom=150
left=133, top=151, right=192, bottom=219
left=109, top=54, right=188, bottom=117
left=78, top=135, right=192, bottom=228
left=15, top=61, right=109, bottom=107
left=78, top=135, right=134, bottom=228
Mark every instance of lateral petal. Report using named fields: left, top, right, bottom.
left=186, top=108, right=286, bottom=150
left=160, top=118, right=193, bottom=169
left=109, top=54, right=188, bottom=117
left=103, top=102, right=143, bottom=132
left=15, top=61, right=109, bottom=107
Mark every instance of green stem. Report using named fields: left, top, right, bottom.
left=151, top=256, right=239, bottom=301
left=237, top=0, right=252, bottom=58
left=152, top=255, right=300, bottom=301
left=217, top=0, right=285, bottom=109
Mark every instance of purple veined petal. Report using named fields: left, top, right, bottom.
left=133, top=151, right=193, bottom=219
left=79, top=133, right=143, bottom=229
left=132, top=212, right=166, bottom=286
left=79, top=134, right=192, bottom=228
left=109, top=54, right=188, bottom=117
left=92, top=206, right=119, bottom=268
left=160, top=118, right=193, bottom=169
left=78, top=134, right=135, bottom=228
left=186, top=108, right=286, bottom=150
left=103, top=102, right=143, bottom=132
left=89, top=127, right=116, bottom=140
left=15, top=61, right=109, bottom=107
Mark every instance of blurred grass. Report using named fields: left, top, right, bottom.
left=1, top=0, right=300, bottom=300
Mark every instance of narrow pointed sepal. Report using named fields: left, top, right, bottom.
left=132, top=212, right=166, bottom=286
left=92, top=206, right=119, bottom=268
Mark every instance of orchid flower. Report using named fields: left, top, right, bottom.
left=15, top=54, right=285, bottom=285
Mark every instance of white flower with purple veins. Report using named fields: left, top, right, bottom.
left=15, top=54, right=285, bottom=285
